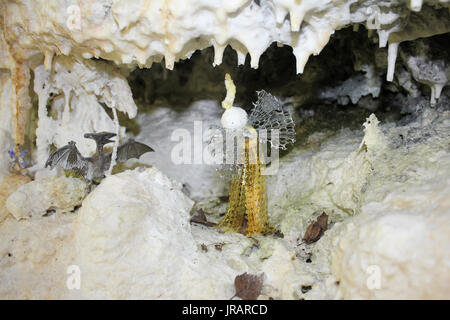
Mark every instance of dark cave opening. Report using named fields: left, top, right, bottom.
left=126, top=26, right=449, bottom=149
left=128, top=26, right=369, bottom=111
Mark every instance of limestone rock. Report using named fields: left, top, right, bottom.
left=74, top=167, right=208, bottom=299
left=6, top=176, right=88, bottom=220
left=2, top=0, right=448, bottom=76
left=330, top=179, right=450, bottom=299
left=0, top=174, right=31, bottom=221
left=0, top=214, right=76, bottom=299
left=73, top=166, right=312, bottom=299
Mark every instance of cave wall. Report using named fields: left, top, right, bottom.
left=0, top=0, right=449, bottom=300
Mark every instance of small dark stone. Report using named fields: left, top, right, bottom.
left=301, top=285, right=312, bottom=294
left=273, top=230, right=284, bottom=238
left=43, top=209, right=56, bottom=217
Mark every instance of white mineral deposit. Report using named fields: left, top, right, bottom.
left=0, top=0, right=448, bottom=301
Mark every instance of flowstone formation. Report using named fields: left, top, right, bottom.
left=0, top=0, right=449, bottom=300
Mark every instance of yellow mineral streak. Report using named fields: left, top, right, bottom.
left=1, top=7, right=32, bottom=150
left=221, top=73, right=236, bottom=110
left=10, top=63, right=31, bottom=148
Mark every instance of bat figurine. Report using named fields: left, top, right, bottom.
left=45, top=132, right=154, bottom=181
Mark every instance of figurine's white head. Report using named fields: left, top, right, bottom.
left=221, top=106, right=248, bottom=130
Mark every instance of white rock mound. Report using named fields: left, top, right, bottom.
left=74, top=167, right=238, bottom=299
left=6, top=176, right=88, bottom=220
left=330, top=179, right=450, bottom=299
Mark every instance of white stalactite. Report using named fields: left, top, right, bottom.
left=410, top=0, right=423, bottom=12
left=387, top=42, right=400, bottom=82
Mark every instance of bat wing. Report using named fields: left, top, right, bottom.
left=116, top=139, right=154, bottom=162
left=45, top=141, right=89, bottom=175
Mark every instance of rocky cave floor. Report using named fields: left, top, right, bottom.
left=0, top=27, right=449, bottom=299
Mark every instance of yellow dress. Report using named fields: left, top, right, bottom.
left=216, top=133, right=274, bottom=237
